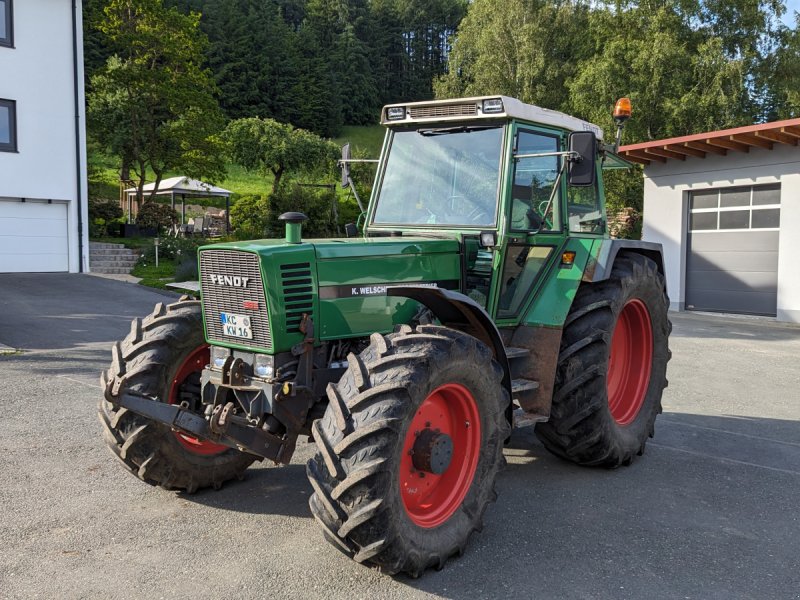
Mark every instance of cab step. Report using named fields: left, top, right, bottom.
left=511, top=378, right=539, bottom=395
left=513, top=407, right=548, bottom=428
left=505, top=347, right=529, bottom=361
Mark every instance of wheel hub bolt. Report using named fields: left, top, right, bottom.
left=411, top=428, right=453, bottom=475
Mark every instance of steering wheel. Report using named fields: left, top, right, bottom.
left=466, top=205, right=491, bottom=224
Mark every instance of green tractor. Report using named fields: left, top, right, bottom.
left=99, top=96, right=670, bottom=576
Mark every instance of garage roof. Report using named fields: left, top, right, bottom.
left=618, top=118, right=800, bottom=165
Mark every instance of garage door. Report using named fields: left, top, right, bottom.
left=0, top=200, right=69, bottom=272
left=686, top=184, right=780, bottom=316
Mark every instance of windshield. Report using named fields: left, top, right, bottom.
left=372, top=125, right=504, bottom=227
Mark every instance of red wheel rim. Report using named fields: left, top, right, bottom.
left=399, top=384, right=481, bottom=528
left=607, top=299, right=653, bottom=426
left=168, top=345, right=228, bottom=456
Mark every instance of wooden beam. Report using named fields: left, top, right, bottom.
left=622, top=153, right=651, bottom=165
left=646, top=146, right=687, bottom=160
left=706, top=137, right=750, bottom=153
left=782, top=125, right=800, bottom=138
left=686, top=140, right=726, bottom=156
left=733, top=133, right=773, bottom=150
left=675, top=143, right=707, bottom=158
left=625, top=149, right=666, bottom=163
left=756, top=129, right=798, bottom=146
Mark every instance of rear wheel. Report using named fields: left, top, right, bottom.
left=535, top=253, right=671, bottom=467
left=98, top=298, right=256, bottom=492
left=306, top=325, right=509, bottom=576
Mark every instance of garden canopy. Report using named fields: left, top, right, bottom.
left=124, top=176, right=232, bottom=231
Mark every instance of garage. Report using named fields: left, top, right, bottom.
left=619, top=118, right=800, bottom=324
left=0, top=199, right=69, bottom=272
left=686, top=184, right=781, bottom=316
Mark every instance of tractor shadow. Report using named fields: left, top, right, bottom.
left=179, top=462, right=312, bottom=519
left=399, top=414, right=800, bottom=599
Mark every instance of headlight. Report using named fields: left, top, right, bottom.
left=482, top=98, right=504, bottom=114
left=386, top=106, right=405, bottom=121
left=254, top=354, right=274, bottom=378
left=210, top=346, right=229, bottom=369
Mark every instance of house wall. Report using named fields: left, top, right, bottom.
left=0, top=0, right=88, bottom=273
left=641, top=143, right=800, bottom=323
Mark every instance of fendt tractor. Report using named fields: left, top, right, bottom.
left=99, top=96, right=670, bottom=576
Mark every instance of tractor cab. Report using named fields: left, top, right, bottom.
left=346, top=96, right=630, bottom=322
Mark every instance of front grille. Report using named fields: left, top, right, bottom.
left=281, top=262, right=313, bottom=333
left=200, top=250, right=272, bottom=350
left=409, top=103, right=478, bottom=119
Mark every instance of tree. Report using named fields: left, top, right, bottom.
left=88, top=0, right=226, bottom=203
left=223, top=117, right=340, bottom=193
left=435, top=0, right=593, bottom=110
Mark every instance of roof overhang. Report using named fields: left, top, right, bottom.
left=618, top=118, right=800, bottom=166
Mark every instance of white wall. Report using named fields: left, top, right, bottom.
left=641, top=143, right=800, bottom=323
left=0, top=0, right=88, bottom=273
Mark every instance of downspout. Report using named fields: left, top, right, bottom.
left=72, top=0, right=85, bottom=272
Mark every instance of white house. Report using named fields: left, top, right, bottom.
left=0, top=0, right=89, bottom=273
left=620, top=120, right=800, bottom=324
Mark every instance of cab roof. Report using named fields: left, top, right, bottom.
left=381, top=96, right=604, bottom=141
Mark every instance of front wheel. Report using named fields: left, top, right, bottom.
left=306, top=325, right=510, bottom=576
left=535, top=253, right=671, bottom=467
left=98, top=298, right=256, bottom=492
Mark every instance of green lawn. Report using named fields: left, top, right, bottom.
left=89, top=149, right=270, bottom=202
left=88, top=124, right=384, bottom=205
left=333, top=125, right=386, bottom=157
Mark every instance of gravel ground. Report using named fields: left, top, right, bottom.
left=0, top=273, right=798, bottom=600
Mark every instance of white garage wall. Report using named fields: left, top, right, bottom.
left=0, top=0, right=88, bottom=273
left=641, top=143, right=800, bottom=323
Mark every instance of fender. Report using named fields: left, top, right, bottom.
left=584, top=239, right=666, bottom=288
left=386, top=286, right=512, bottom=399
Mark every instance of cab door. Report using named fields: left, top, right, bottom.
left=489, top=123, right=568, bottom=325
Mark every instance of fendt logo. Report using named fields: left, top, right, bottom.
left=209, top=274, right=250, bottom=288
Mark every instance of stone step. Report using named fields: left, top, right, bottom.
left=91, top=266, right=138, bottom=275
left=90, top=248, right=140, bottom=256
left=89, top=242, right=127, bottom=250
left=90, top=259, right=138, bottom=268
left=89, top=253, right=140, bottom=262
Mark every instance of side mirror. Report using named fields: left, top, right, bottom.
left=568, top=131, right=597, bottom=187
left=340, top=143, right=351, bottom=189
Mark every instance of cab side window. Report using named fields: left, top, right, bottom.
left=510, top=131, right=560, bottom=232
left=567, top=178, right=603, bottom=233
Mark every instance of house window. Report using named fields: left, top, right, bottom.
left=0, top=0, right=13, bottom=48
left=0, top=99, right=17, bottom=152
left=689, top=184, right=781, bottom=232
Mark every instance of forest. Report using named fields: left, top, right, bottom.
left=84, top=0, right=800, bottom=240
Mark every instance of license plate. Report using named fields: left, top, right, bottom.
left=220, top=312, right=253, bottom=340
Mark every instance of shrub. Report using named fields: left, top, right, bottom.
left=268, top=183, right=338, bottom=238
left=136, top=201, right=178, bottom=232
left=88, top=198, right=124, bottom=237
left=229, top=194, right=269, bottom=240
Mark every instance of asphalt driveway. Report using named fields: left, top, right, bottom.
left=0, top=273, right=798, bottom=599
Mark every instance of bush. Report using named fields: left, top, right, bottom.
left=175, top=254, right=199, bottom=281
left=136, top=201, right=178, bottom=232
left=229, top=194, right=270, bottom=240
left=88, top=198, right=124, bottom=237
left=268, top=183, right=338, bottom=238
left=140, top=236, right=203, bottom=263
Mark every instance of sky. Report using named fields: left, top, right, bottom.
left=785, top=0, right=800, bottom=26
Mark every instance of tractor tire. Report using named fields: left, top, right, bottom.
left=307, top=325, right=509, bottom=576
left=98, top=298, right=256, bottom=492
left=535, top=253, right=671, bottom=468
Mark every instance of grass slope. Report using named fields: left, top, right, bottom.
left=88, top=125, right=384, bottom=204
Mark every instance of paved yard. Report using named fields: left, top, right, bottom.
left=0, top=274, right=798, bottom=599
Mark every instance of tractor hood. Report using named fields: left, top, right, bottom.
left=198, top=236, right=462, bottom=353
